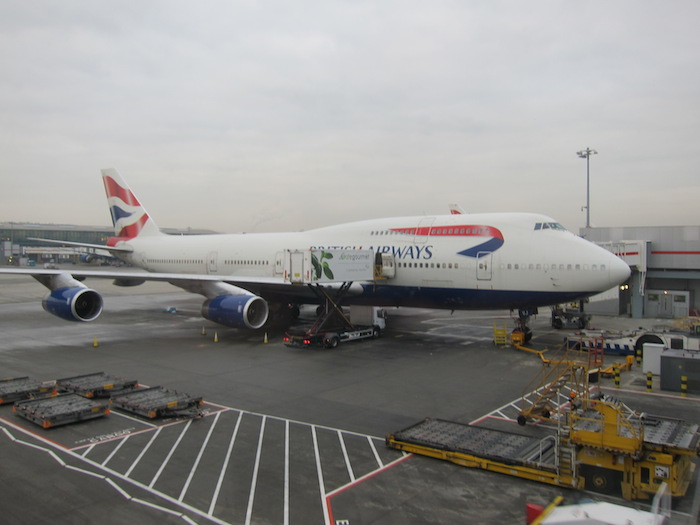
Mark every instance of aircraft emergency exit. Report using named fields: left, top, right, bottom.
left=1, top=169, right=630, bottom=334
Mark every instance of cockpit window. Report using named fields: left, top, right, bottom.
left=534, top=222, right=567, bottom=231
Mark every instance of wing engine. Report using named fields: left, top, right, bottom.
left=202, top=294, right=269, bottom=329
left=171, top=280, right=270, bottom=330
left=35, top=273, right=103, bottom=322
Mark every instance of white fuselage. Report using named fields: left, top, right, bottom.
left=114, top=212, right=630, bottom=311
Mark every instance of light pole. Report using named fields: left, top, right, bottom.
left=577, top=148, right=597, bottom=228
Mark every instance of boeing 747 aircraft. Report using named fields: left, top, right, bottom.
left=1, top=169, right=630, bottom=337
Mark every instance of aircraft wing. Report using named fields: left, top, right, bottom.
left=0, top=267, right=366, bottom=304
left=27, top=237, right=133, bottom=253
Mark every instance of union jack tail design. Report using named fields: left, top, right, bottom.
left=101, top=168, right=162, bottom=245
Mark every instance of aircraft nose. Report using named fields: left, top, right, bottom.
left=608, top=254, right=631, bottom=287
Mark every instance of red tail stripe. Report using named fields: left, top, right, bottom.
left=104, top=176, right=142, bottom=207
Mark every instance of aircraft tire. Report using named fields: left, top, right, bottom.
left=583, top=466, right=619, bottom=495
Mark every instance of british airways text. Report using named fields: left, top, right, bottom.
left=310, top=245, right=434, bottom=260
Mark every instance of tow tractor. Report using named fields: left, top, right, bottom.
left=550, top=301, right=591, bottom=330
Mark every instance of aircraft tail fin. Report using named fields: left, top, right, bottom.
left=101, top=168, right=163, bottom=243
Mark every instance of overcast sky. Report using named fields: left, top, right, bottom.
left=1, top=1, right=698, bottom=234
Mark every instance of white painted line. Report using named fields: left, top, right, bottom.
left=208, top=410, right=242, bottom=516
left=125, top=427, right=162, bottom=477
left=180, top=515, right=199, bottom=525
left=179, top=410, right=221, bottom=502
left=132, top=497, right=184, bottom=517
left=111, top=409, right=158, bottom=428
left=311, top=425, right=331, bottom=525
left=284, top=419, right=290, bottom=525
left=338, top=430, right=355, bottom=482
left=325, top=453, right=414, bottom=499
left=245, top=416, right=266, bottom=525
left=105, top=477, right=133, bottom=500
left=150, top=419, right=192, bottom=488
left=367, top=436, right=383, bottom=469
left=81, top=444, right=96, bottom=457
left=102, top=434, right=130, bottom=467
left=65, top=464, right=106, bottom=480
left=1, top=418, right=230, bottom=525
left=1, top=426, right=17, bottom=441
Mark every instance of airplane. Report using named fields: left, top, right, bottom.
left=1, top=169, right=630, bottom=339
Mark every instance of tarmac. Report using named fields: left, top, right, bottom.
left=0, top=271, right=698, bottom=524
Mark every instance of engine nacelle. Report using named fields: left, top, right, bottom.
left=42, top=286, right=103, bottom=322
left=202, top=294, right=269, bottom=329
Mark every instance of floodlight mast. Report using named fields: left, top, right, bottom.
left=577, top=148, right=597, bottom=228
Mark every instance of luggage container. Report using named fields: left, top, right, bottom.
left=13, top=393, right=109, bottom=429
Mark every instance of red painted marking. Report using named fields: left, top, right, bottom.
left=326, top=453, right=414, bottom=523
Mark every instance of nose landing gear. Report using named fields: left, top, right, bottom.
left=513, top=308, right=536, bottom=344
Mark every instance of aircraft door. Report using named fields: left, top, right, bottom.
left=414, top=217, right=435, bottom=243
left=207, top=251, right=218, bottom=274
left=476, top=251, right=492, bottom=281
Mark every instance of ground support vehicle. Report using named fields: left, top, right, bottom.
left=0, top=377, right=55, bottom=405
left=110, top=386, right=203, bottom=419
left=570, top=329, right=700, bottom=356
left=551, top=301, right=591, bottom=330
left=387, top=418, right=581, bottom=491
left=56, top=371, right=138, bottom=398
left=283, top=283, right=385, bottom=348
left=284, top=324, right=381, bottom=349
left=388, top=395, right=699, bottom=501
left=13, top=393, right=109, bottom=429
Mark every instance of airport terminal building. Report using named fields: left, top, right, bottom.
left=0, top=222, right=215, bottom=265
left=583, top=225, right=700, bottom=319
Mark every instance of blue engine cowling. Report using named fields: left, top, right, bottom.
left=42, top=286, right=104, bottom=322
left=201, top=294, right=269, bottom=329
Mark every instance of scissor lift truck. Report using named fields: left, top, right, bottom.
left=283, top=287, right=385, bottom=349
left=13, top=393, right=109, bottom=429
left=110, top=386, right=203, bottom=419
left=0, top=377, right=55, bottom=405
left=56, top=372, right=138, bottom=398
left=387, top=398, right=699, bottom=500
